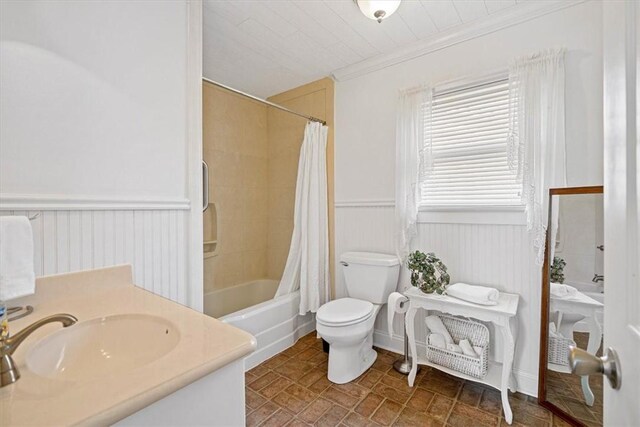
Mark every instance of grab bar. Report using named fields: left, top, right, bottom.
left=202, top=160, right=209, bottom=212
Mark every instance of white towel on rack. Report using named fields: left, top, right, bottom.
left=0, top=216, right=35, bottom=300
left=446, top=283, right=499, bottom=306
left=425, top=315, right=453, bottom=344
left=459, top=339, right=478, bottom=357
left=428, top=333, right=446, bottom=349
left=550, top=283, right=578, bottom=298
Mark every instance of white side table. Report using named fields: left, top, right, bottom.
left=549, top=293, right=603, bottom=406
left=403, top=287, right=520, bottom=425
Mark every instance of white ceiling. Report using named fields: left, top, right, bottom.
left=203, top=0, right=568, bottom=98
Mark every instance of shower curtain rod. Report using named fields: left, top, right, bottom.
left=202, top=77, right=326, bottom=125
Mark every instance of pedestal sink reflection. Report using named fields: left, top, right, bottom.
left=26, top=314, right=180, bottom=381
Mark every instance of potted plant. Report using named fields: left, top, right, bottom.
left=550, top=256, right=566, bottom=283
left=407, top=251, right=450, bottom=294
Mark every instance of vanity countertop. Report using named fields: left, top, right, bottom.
left=0, top=265, right=257, bottom=426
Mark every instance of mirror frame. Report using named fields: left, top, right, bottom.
left=537, top=185, right=604, bottom=425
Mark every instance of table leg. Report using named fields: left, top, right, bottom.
left=406, top=307, right=418, bottom=387
left=508, top=316, right=518, bottom=393
left=500, top=320, right=515, bottom=425
left=580, top=316, right=602, bottom=406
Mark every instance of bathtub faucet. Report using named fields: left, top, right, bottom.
left=592, top=274, right=604, bottom=283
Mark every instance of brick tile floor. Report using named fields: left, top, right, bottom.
left=544, top=332, right=603, bottom=427
left=245, top=332, right=572, bottom=426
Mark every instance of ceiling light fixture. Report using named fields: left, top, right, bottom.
left=355, top=0, right=401, bottom=23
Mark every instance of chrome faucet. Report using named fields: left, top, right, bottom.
left=592, top=274, right=604, bottom=283
left=1, top=313, right=77, bottom=387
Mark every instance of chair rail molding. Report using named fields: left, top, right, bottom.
left=334, top=199, right=526, bottom=225
left=335, top=199, right=395, bottom=208
left=0, top=193, right=191, bottom=211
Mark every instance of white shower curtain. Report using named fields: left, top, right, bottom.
left=275, top=122, right=329, bottom=316
left=507, top=48, right=567, bottom=266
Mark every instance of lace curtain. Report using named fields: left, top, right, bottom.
left=395, top=85, right=432, bottom=266
left=507, top=48, right=567, bottom=265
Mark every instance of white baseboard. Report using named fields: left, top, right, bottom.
left=244, top=318, right=316, bottom=371
left=372, top=329, right=538, bottom=398
left=513, top=370, right=538, bottom=398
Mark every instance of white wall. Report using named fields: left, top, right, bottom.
left=0, top=0, right=187, bottom=200
left=0, top=209, right=188, bottom=303
left=0, top=1, right=200, bottom=306
left=334, top=1, right=603, bottom=396
left=556, top=194, right=604, bottom=286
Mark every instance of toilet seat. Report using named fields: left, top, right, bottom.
left=316, top=298, right=374, bottom=327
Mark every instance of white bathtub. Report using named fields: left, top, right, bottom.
left=570, top=281, right=604, bottom=294
left=204, top=280, right=315, bottom=370
left=204, top=279, right=279, bottom=319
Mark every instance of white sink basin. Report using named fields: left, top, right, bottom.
left=26, top=314, right=180, bottom=381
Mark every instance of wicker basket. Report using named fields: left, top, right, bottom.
left=548, top=334, right=575, bottom=366
left=425, top=314, right=490, bottom=379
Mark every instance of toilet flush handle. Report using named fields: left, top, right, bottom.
left=340, top=261, right=349, bottom=267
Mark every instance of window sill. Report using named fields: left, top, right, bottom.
left=417, top=205, right=526, bottom=225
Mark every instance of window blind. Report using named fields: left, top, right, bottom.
left=420, top=78, right=522, bottom=206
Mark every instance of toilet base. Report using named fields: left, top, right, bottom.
left=326, top=332, right=377, bottom=384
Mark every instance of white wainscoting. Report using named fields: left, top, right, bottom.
left=335, top=203, right=541, bottom=396
left=0, top=208, right=188, bottom=305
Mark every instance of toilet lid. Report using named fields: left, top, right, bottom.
left=316, top=298, right=374, bottom=326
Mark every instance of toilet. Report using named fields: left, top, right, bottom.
left=316, top=252, right=400, bottom=384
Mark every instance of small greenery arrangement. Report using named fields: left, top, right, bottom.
left=407, top=251, right=450, bottom=295
left=550, top=256, right=566, bottom=283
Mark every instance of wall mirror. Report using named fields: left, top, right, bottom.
left=538, top=186, right=604, bottom=426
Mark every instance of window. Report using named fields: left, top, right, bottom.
left=420, top=78, right=522, bottom=207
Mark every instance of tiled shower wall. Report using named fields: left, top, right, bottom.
left=203, top=83, right=269, bottom=293
left=203, top=79, right=334, bottom=293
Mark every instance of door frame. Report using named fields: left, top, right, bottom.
left=185, top=0, right=204, bottom=311
left=602, top=0, right=640, bottom=424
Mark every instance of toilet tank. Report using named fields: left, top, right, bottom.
left=340, top=252, right=400, bottom=304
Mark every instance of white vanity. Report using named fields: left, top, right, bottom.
left=0, top=266, right=256, bottom=426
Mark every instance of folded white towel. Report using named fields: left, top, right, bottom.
left=446, top=283, right=499, bottom=306
left=550, top=283, right=578, bottom=298
left=473, top=346, right=483, bottom=356
left=447, top=343, right=463, bottom=354
left=426, top=315, right=453, bottom=344
left=428, top=333, right=446, bottom=349
left=459, top=339, right=478, bottom=357
left=0, top=216, right=35, bottom=301
left=549, top=322, right=562, bottom=338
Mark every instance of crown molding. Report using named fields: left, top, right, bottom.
left=0, top=193, right=191, bottom=210
left=331, top=0, right=586, bottom=82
